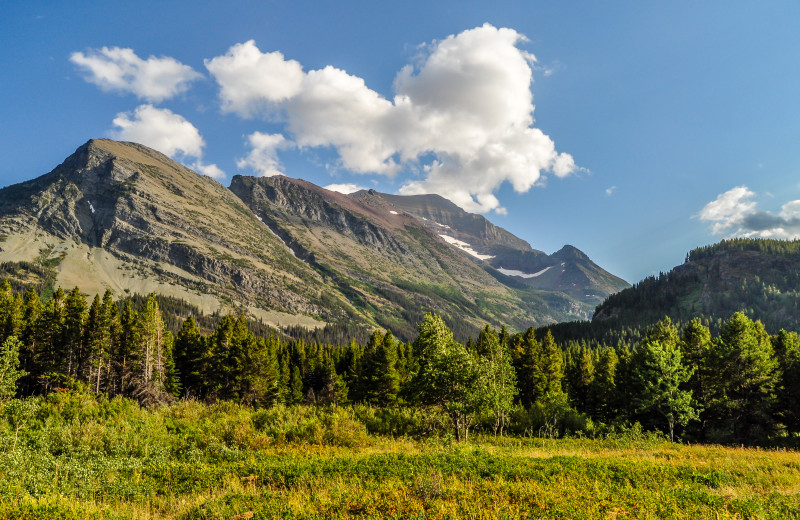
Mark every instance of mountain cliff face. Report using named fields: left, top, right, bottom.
left=0, top=139, right=629, bottom=339
left=593, top=239, right=800, bottom=332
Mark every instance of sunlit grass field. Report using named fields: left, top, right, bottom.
left=1, top=392, right=799, bottom=519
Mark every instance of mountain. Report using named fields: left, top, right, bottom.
left=0, top=139, right=628, bottom=339
left=0, top=139, right=342, bottom=330
left=593, top=238, right=800, bottom=332
left=365, top=191, right=629, bottom=303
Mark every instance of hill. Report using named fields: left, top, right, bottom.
left=593, top=238, right=800, bottom=333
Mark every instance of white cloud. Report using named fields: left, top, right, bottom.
left=698, top=186, right=757, bottom=234
left=699, top=186, right=800, bottom=238
left=236, top=132, right=294, bottom=177
left=70, top=47, right=201, bottom=102
left=324, top=183, right=366, bottom=194
left=605, top=186, right=617, bottom=196
left=206, top=24, right=577, bottom=214
left=204, top=40, right=304, bottom=117
left=110, top=104, right=224, bottom=178
left=192, top=160, right=226, bottom=180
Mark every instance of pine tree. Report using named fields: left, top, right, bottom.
left=84, top=293, right=113, bottom=393
left=359, top=330, right=400, bottom=405
left=537, top=330, right=564, bottom=397
left=61, top=287, right=87, bottom=380
left=588, top=347, right=618, bottom=422
left=35, top=287, right=66, bottom=389
left=631, top=339, right=697, bottom=441
left=680, top=318, right=712, bottom=438
left=17, top=288, right=41, bottom=394
left=708, top=312, right=779, bottom=442
left=114, top=300, right=140, bottom=396
left=513, top=328, right=539, bottom=406
left=289, top=365, right=304, bottom=404
left=773, top=330, right=800, bottom=434
left=173, top=316, right=206, bottom=398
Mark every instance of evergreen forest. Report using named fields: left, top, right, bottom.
left=1, top=279, right=798, bottom=446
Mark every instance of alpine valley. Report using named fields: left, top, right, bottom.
left=0, top=139, right=629, bottom=340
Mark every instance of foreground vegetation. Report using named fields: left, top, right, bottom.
left=1, top=391, right=800, bottom=519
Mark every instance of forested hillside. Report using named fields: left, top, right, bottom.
left=594, top=238, right=800, bottom=332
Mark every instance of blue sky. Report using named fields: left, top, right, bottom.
left=2, top=1, right=800, bottom=284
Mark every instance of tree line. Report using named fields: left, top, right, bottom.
left=1, top=280, right=798, bottom=444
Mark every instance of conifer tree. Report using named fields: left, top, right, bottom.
left=513, top=328, right=539, bottom=406
left=359, top=330, right=400, bottom=404
left=34, top=287, right=66, bottom=389
left=114, top=300, right=140, bottom=396
left=289, top=365, right=304, bottom=404
left=631, top=339, right=697, bottom=441
left=680, top=318, right=712, bottom=438
left=62, top=287, right=87, bottom=380
left=773, top=330, right=800, bottom=434
left=84, top=293, right=114, bottom=393
left=709, top=312, right=779, bottom=442
left=588, top=347, right=618, bottom=422
left=173, top=316, right=206, bottom=398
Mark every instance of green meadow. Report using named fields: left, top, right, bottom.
left=1, top=391, right=799, bottom=520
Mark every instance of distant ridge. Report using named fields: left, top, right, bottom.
left=593, top=238, right=800, bottom=333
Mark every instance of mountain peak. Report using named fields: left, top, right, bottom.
left=552, top=244, right=589, bottom=261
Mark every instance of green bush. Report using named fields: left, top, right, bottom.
left=351, top=404, right=449, bottom=438
left=253, top=404, right=369, bottom=447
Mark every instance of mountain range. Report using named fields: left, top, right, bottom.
left=0, top=139, right=628, bottom=339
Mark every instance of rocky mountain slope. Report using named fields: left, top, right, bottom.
left=593, top=238, right=800, bottom=332
left=0, top=139, right=628, bottom=339
left=363, top=191, right=629, bottom=303
left=0, top=139, right=339, bottom=329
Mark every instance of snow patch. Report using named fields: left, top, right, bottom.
left=88, top=202, right=95, bottom=214
left=439, top=234, right=494, bottom=260
left=434, top=221, right=451, bottom=229
left=389, top=210, right=398, bottom=215
left=497, top=266, right=552, bottom=278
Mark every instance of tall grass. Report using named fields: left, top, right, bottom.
left=1, top=391, right=799, bottom=519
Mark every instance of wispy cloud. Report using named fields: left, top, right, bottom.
left=605, top=186, right=617, bottom=196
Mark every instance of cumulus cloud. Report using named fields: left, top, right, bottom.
left=111, top=104, right=224, bottom=179
left=192, top=160, right=226, bottom=180
left=324, top=183, right=367, bottom=194
left=699, top=186, right=800, bottom=238
left=204, top=41, right=304, bottom=117
left=70, top=47, right=201, bottom=102
left=236, top=132, right=294, bottom=176
left=206, top=24, right=577, bottom=214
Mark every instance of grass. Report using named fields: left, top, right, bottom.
left=1, top=393, right=799, bottom=519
